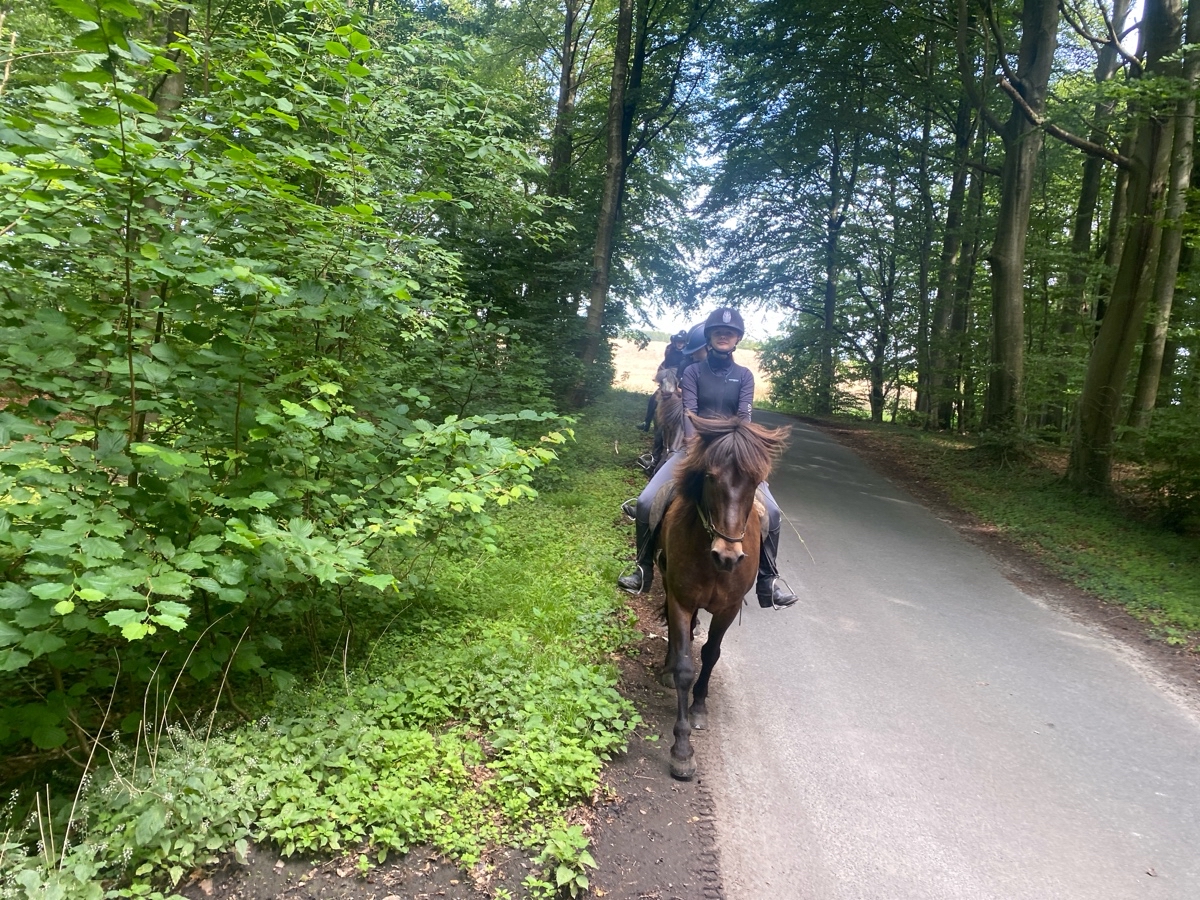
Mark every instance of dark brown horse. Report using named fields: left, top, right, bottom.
left=657, top=414, right=790, bottom=780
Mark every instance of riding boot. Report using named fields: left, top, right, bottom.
left=617, top=519, right=656, bottom=594
left=756, top=521, right=798, bottom=609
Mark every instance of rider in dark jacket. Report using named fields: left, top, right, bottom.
left=638, top=330, right=689, bottom=432
left=619, top=308, right=799, bottom=609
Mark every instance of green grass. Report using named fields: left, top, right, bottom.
left=863, top=425, right=1200, bottom=643
left=0, top=392, right=649, bottom=900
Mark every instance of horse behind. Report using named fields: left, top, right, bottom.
left=652, top=373, right=685, bottom=476
left=657, top=414, right=789, bottom=780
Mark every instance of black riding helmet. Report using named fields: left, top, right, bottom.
left=671, top=329, right=688, bottom=343
left=703, top=307, right=745, bottom=340
left=680, top=323, right=707, bottom=356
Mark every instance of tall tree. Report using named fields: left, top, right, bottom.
left=980, top=0, right=1060, bottom=432
left=1069, top=0, right=1183, bottom=489
left=1126, top=0, right=1200, bottom=430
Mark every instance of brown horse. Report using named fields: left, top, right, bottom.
left=657, top=414, right=790, bottom=780
left=652, top=372, right=686, bottom=476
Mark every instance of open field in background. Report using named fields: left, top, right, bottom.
left=611, top=339, right=772, bottom=403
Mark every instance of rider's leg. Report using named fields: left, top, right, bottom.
left=756, top=484, right=798, bottom=609
left=618, top=453, right=680, bottom=594
left=638, top=394, right=658, bottom=431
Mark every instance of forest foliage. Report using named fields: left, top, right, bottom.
left=5, top=0, right=1200, bottom=893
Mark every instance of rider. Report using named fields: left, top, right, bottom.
left=638, top=329, right=689, bottom=432
left=618, top=308, right=799, bottom=609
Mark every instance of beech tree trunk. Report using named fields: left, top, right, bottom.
left=914, top=33, right=936, bottom=419
left=1126, top=0, right=1200, bottom=430
left=928, top=96, right=975, bottom=429
left=1043, top=0, right=1132, bottom=431
left=548, top=0, right=582, bottom=198
left=954, top=119, right=990, bottom=431
left=983, top=0, right=1059, bottom=432
left=1069, top=0, right=1183, bottom=489
left=574, top=0, right=633, bottom=400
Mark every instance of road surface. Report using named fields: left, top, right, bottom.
left=705, top=413, right=1200, bottom=900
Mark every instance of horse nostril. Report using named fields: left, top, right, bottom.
left=735, top=551, right=745, bottom=565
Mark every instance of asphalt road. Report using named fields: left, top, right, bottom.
left=704, top=413, right=1200, bottom=900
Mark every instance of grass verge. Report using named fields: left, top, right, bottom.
left=833, top=421, right=1200, bottom=646
left=0, top=392, right=647, bottom=900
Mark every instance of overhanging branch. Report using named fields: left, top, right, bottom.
left=996, top=75, right=1132, bottom=168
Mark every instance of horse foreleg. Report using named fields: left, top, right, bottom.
left=661, top=609, right=699, bottom=688
left=659, top=587, right=677, bottom=688
left=690, top=607, right=737, bottom=732
left=665, top=595, right=697, bottom=781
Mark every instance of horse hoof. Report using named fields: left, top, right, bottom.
left=670, top=757, right=696, bottom=781
left=659, top=671, right=676, bottom=689
left=690, top=709, right=708, bottom=730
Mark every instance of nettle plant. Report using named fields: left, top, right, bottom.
left=0, top=0, right=563, bottom=758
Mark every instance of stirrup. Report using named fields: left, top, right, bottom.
left=636, top=453, right=655, bottom=474
left=617, top=564, right=649, bottom=595
left=620, top=498, right=637, bottom=520
left=757, top=576, right=798, bottom=609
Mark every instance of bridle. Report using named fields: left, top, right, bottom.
left=695, top=487, right=753, bottom=544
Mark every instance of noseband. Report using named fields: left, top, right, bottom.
left=696, top=493, right=752, bottom=544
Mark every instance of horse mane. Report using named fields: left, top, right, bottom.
left=674, top=415, right=790, bottom=500
left=657, top=390, right=685, bottom=448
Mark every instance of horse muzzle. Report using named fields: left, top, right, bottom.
left=710, top=540, right=745, bottom=571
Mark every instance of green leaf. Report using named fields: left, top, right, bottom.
left=154, top=599, right=191, bottom=619
left=0, top=649, right=31, bottom=672
left=53, top=0, right=100, bottom=22
left=79, top=106, right=120, bottom=127
left=0, top=585, right=32, bottom=610
left=134, top=804, right=167, bottom=845
left=0, top=622, right=22, bottom=647
left=31, top=724, right=68, bottom=750
left=325, top=41, right=351, bottom=58
left=266, top=108, right=299, bottom=129
left=30, top=582, right=72, bottom=601
left=190, top=534, right=224, bottom=553
left=116, top=90, right=157, bottom=114
left=104, top=609, right=150, bottom=640
left=21, top=631, right=66, bottom=658
left=358, top=573, right=395, bottom=591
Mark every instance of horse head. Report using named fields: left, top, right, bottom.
left=675, top=414, right=790, bottom=572
left=658, top=368, right=680, bottom=397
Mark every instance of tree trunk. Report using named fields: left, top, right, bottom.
left=1068, top=0, right=1183, bottom=489
left=817, top=135, right=844, bottom=416
left=954, top=119, right=990, bottom=431
left=983, top=0, right=1059, bottom=432
left=548, top=0, right=581, bottom=198
left=574, top=0, right=633, bottom=401
left=1043, top=0, right=1132, bottom=432
left=928, top=96, right=975, bottom=429
left=1126, top=0, right=1200, bottom=430
left=914, top=33, right=936, bottom=418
